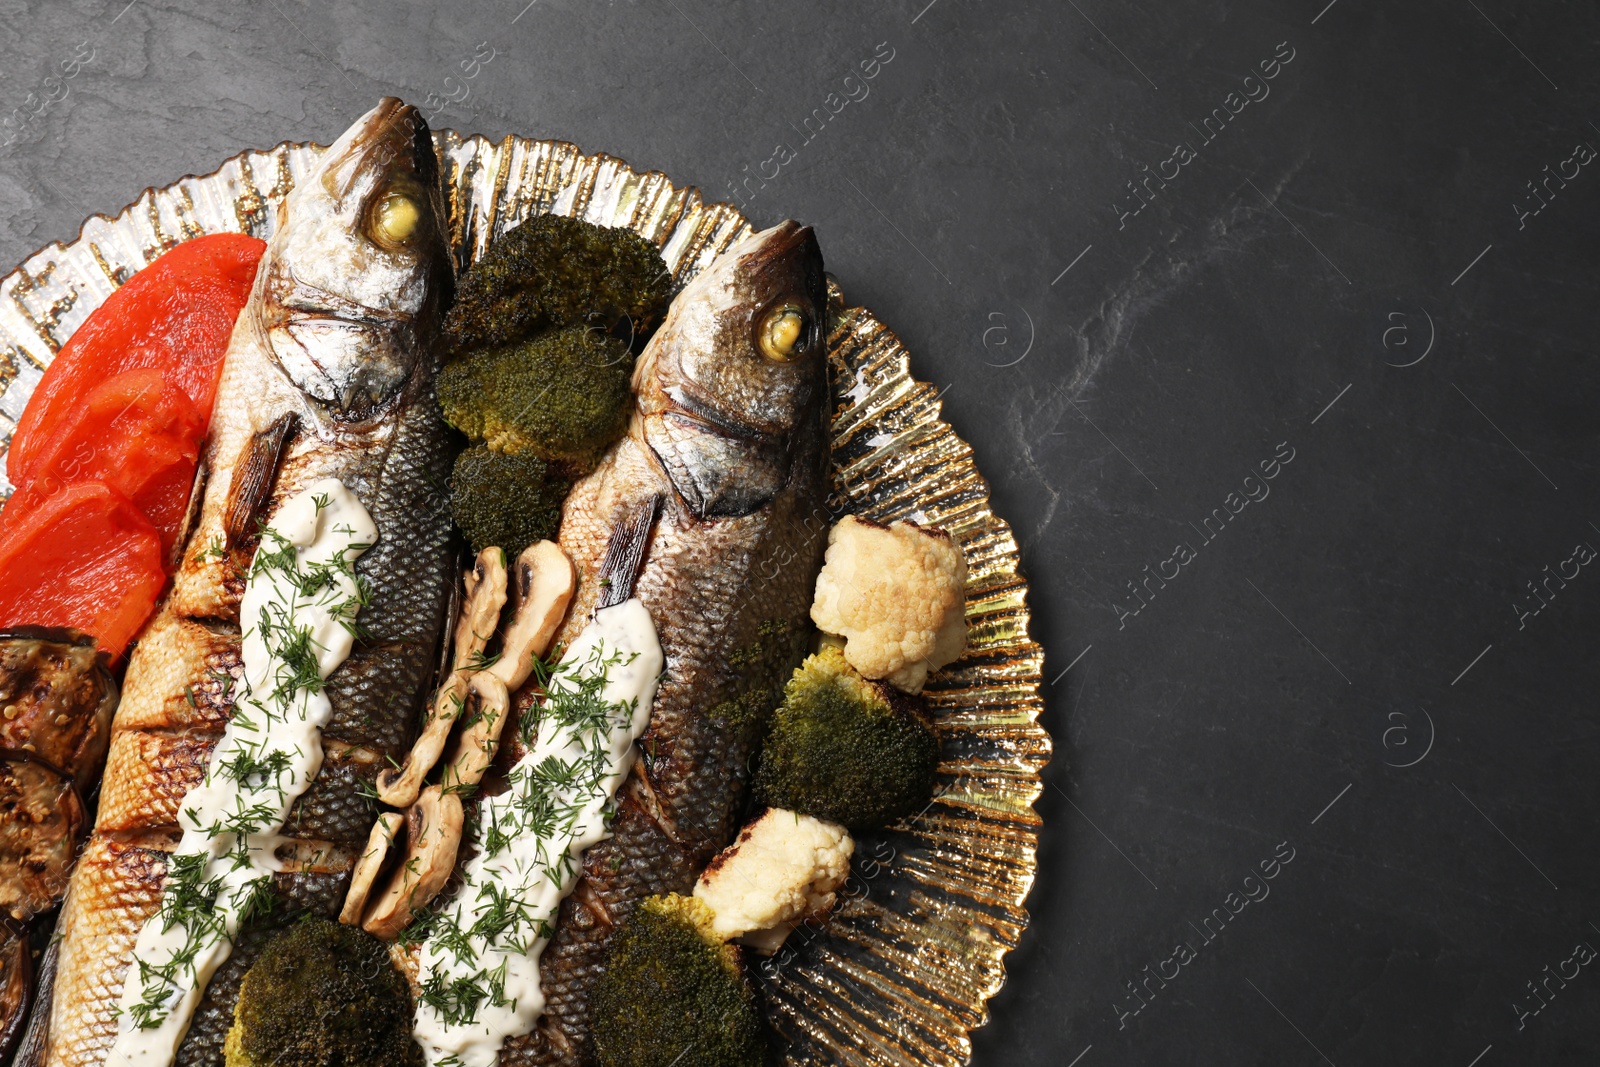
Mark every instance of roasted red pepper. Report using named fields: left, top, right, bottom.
left=0, top=481, right=166, bottom=659
left=6, top=232, right=263, bottom=488
left=0, top=232, right=263, bottom=659
left=0, top=369, right=204, bottom=553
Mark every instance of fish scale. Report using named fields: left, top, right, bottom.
left=498, top=220, right=831, bottom=1067
left=35, top=98, right=457, bottom=1067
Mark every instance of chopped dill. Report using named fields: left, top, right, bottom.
left=192, top=536, right=227, bottom=564
left=216, top=746, right=293, bottom=793
left=119, top=485, right=376, bottom=1032
left=466, top=647, right=502, bottom=672
left=411, top=630, right=648, bottom=1030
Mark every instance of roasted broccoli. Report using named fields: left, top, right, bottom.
left=591, top=894, right=766, bottom=1067
left=224, top=917, right=421, bottom=1067
left=449, top=445, right=568, bottom=558
left=754, top=646, right=939, bottom=831
left=438, top=326, right=633, bottom=472
left=444, top=214, right=673, bottom=352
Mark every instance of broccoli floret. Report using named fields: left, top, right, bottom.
left=224, top=917, right=420, bottom=1067
left=444, top=214, right=673, bottom=352
left=438, top=326, right=633, bottom=472
left=754, top=647, right=939, bottom=831
left=706, top=618, right=808, bottom=739
left=449, top=445, right=568, bottom=558
left=591, top=894, right=766, bottom=1067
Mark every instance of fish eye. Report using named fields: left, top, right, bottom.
left=759, top=305, right=810, bottom=362
left=369, top=189, right=423, bottom=250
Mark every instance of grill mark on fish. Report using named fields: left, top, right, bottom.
left=41, top=98, right=457, bottom=1067
left=499, top=220, right=830, bottom=1066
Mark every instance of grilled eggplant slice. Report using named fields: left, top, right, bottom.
left=0, top=627, right=117, bottom=783
left=0, top=628, right=115, bottom=923
left=0, top=921, right=31, bottom=1064
left=0, top=754, right=86, bottom=922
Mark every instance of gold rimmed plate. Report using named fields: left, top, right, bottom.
left=0, top=130, right=1049, bottom=1067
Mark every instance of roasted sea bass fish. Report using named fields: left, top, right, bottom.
left=33, top=98, right=457, bottom=1067
left=501, top=220, right=831, bottom=1066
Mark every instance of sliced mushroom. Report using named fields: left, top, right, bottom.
left=485, top=541, right=576, bottom=692
left=374, top=682, right=464, bottom=809
left=339, top=811, right=404, bottom=926
left=377, top=549, right=508, bottom=807
left=439, top=673, right=511, bottom=794
left=361, top=786, right=463, bottom=940
left=455, top=548, right=508, bottom=672
left=270, top=839, right=355, bottom=878
left=353, top=543, right=575, bottom=939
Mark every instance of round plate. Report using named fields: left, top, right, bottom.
left=0, top=130, right=1049, bottom=1067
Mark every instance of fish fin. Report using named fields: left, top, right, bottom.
left=594, top=494, right=662, bottom=609
left=626, top=763, right=684, bottom=847
left=429, top=541, right=468, bottom=694
left=166, top=458, right=210, bottom=573
left=223, top=412, right=299, bottom=546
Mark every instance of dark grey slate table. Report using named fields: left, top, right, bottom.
left=2, top=1, right=1595, bottom=1064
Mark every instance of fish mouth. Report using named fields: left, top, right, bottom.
left=742, top=219, right=817, bottom=266
left=661, top=385, right=775, bottom=441
left=735, top=220, right=825, bottom=304
left=278, top=280, right=413, bottom=328
left=320, top=97, right=437, bottom=200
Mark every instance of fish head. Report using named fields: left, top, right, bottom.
left=636, top=221, right=827, bottom=519
left=259, top=97, right=454, bottom=421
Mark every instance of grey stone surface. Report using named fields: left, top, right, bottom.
left=2, top=0, right=1597, bottom=1064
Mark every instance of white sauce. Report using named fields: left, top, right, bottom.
left=413, top=599, right=662, bottom=1067
left=107, top=479, right=378, bottom=1067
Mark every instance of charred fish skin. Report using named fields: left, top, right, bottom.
left=503, top=221, right=830, bottom=1067
left=43, top=98, right=456, bottom=1067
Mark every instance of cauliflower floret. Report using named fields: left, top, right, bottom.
left=809, top=515, right=968, bottom=693
left=693, top=808, right=854, bottom=951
